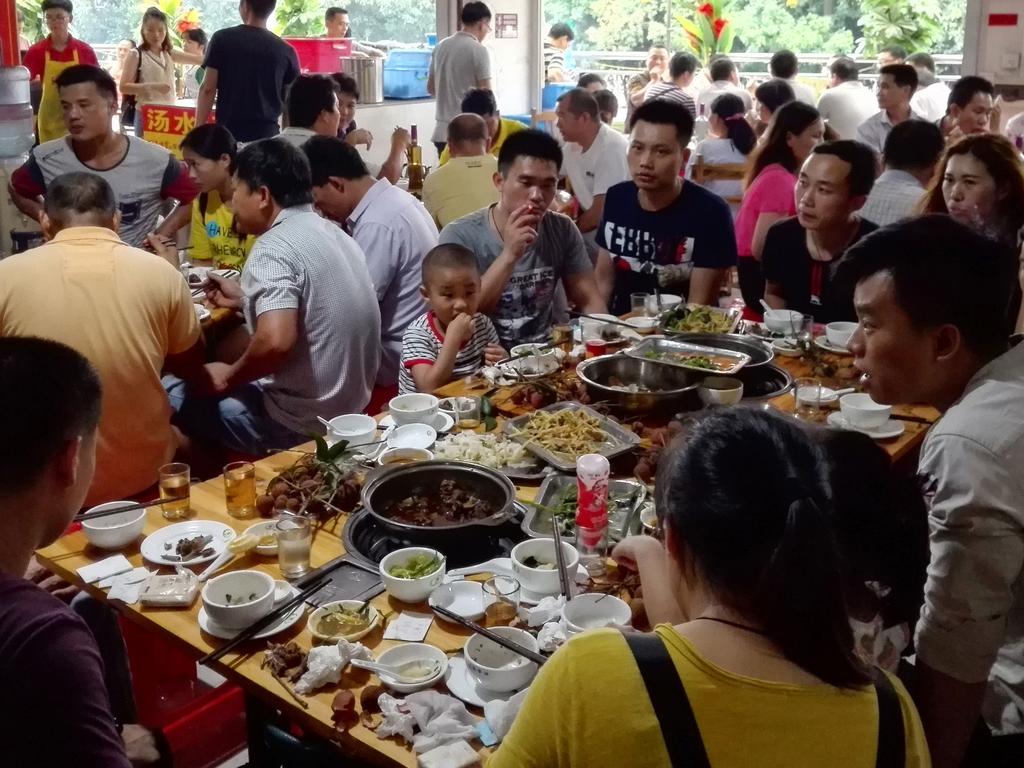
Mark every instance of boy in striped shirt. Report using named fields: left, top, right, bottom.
left=399, top=244, right=507, bottom=394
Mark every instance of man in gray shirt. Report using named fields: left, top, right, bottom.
left=838, top=215, right=1024, bottom=768
left=428, top=1, right=492, bottom=155
left=166, top=139, right=381, bottom=454
left=439, top=129, right=607, bottom=349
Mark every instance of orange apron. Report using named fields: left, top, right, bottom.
left=37, top=47, right=80, bottom=143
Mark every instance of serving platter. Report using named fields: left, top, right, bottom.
left=625, top=337, right=751, bottom=376
left=658, top=304, right=743, bottom=336
left=522, top=474, right=647, bottom=541
left=503, top=402, right=641, bottom=472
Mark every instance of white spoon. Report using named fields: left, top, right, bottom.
left=197, top=534, right=258, bottom=583
left=351, top=658, right=442, bottom=683
left=759, top=299, right=774, bottom=315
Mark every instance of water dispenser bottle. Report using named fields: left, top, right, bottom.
left=0, top=67, right=35, bottom=159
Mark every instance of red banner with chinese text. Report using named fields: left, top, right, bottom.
left=139, top=103, right=213, bottom=158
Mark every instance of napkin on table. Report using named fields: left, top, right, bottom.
left=294, top=639, right=373, bottom=694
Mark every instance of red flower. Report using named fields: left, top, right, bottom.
left=698, top=3, right=714, bottom=18
left=713, top=18, right=728, bottom=37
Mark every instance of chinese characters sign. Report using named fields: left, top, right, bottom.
left=139, top=104, right=214, bottom=158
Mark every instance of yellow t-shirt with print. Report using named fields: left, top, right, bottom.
left=189, top=189, right=255, bottom=269
left=488, top=625, right=931, bottom=768
left=438, top=117, right=527, bottom=166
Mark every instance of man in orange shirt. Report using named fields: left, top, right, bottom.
left=0, top=171, right=207, bottom=505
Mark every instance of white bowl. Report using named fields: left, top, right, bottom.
left=243, top=520, right=279, bottom=555
left=387, top=423, right=437, bottom=450
left=327, top=414, right=378, bottom=454
left=698, top=376, right=744, bottom=406
left=625, top=316, right=659, bottom=335
left=439, top=397, right=478, bottom=422
left=657, top=294, right=683, bottom=310
left=763, top=308, right=804, bottom=335
left=374, top=643, right=448, bottom=693
left=379, top=547, right=447, bottom=603
left=839, top=393, right=892, bottom=429
left=510, top=538, right=580, bottom=596
left=81, top=501, right=147, bottom=550
left=388, top=393, right=439, bottom=426
left=825, top=321, right=858, bottom=349
left=201, top=570, right=276, bottom=630
left=377, top=447, right=434, bottom=467
left=464, top=626, right=539, bottom=692
left=562, top=593, right=633, bottom=634
left=306, top=599, right=381, bottom=643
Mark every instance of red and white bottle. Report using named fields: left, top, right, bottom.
left=575, top=453, right=610, bottom=576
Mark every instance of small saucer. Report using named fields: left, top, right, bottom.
left=814, top=335, right=852, bottom=356
left=429, top=580, right=487, bottom=622
left=379, top=412, right=454, bottom=433
left=770, top=338, right=802, bottom=357
left=827, top=411, right=906, bottom=439
left=198, top=589, right=306, bottom=641
left=444, top=656, right=526, bottom=708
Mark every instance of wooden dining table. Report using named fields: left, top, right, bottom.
left=35, top=336, right=939, bottom=767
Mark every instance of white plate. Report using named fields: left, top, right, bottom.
left=429, top=580, right=487, bottom=622
left=498, top=356, right=560, bottom=380
left=243, top=520, right=279, bottom=555
left=141, top=521, right=236, bottom=567
left=379, top=412, right=454, bottom=433
left=770, top=338, right=802, bottom=357
left=326, top=426, right=393, bottom=458
left=827, top=412, right=906, bottom=439
left=446, top=557, right=587, bottom=604
left=444, top=656, right=527, bottom=708
left=814, top=335, right=852, bottom=356
left=387, top=423, right=438, bottom=450
left=199, top=597, right=306, bottom=640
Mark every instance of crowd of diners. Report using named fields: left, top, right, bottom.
left=4, top=0, right=1024, bottom=764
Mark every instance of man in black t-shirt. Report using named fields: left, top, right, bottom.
left=762, top=141, right=878, bottom=323
left=195, top=0, right=299, bottom=143
left=597, top=99, right=737, bottom=315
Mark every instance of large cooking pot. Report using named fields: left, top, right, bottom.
left=576, top=354, right=701, bottom=414
left=733, top=363, right=793, bottom=400
left=340, top=57, right=383, bottom=104
left=361, top=460, right=517, bottom=534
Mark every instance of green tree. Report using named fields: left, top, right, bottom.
left=857, top=0, right=941, bottom=54
left=730, top=0, right=854, bottom=54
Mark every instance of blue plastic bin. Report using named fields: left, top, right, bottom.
left=384, top=49, right=432, bottom=99
left=542, top=83, right=574, bottom=109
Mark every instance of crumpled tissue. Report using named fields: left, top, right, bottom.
left=293, top=639, right=373, bottom=694
left=524, top=595, right=565, bottom=627
left=483, top=688, right=530, bottom=741
left=536, top=620, right=568, bottom=652
left=377, top=691, right=479, bottom=754
left=377, top=693, right=417, bottom=743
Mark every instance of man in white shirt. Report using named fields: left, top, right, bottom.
left=876, top=44, right=907, bottom=69
left=324, top=7, right=384, bottom=57
left=907, top=53, right=951, bottom=123
left=859, top=120, right=944, bottom=227
left=626, top=47, right=669, bottom=127
left=696, top=57, right=751, bottom=115
left=642, top=51, right=698, bottom=118
left=422, top=114, right=499, bottom=228
left=939, top=76, right=996, bottom=141
left=839, top=216, right=1024, bottom=768
left=770, top=49, right=816, bottom=106
left=856, top=63, right=923, bottom=155
left=302, top=136, right=438, bottom=390
left=555, top=88, right=628, bottom=285
left=816, top=57, right=878, bottom=140
left=278, top=74, right=340, bottom=148
left=427, top=1, right=492, bottom=155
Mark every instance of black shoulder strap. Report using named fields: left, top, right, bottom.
left=873, top=669, right=906, bottom=768
left=623, top=632, right=711, bottom=768
left=198, top=191, right=209, bottom=220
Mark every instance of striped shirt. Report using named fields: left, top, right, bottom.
left=241, top=205, right=381, bottom=432
left=399, top=311, right=499, bottom=394
left=644, top=82, right=697, bottom=118
left=544, top=42, right=566, bottom=83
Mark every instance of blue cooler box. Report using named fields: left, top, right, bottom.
left=384, top=49, right=432, bottom=99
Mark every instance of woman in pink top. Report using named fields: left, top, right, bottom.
left=735, top=102, right=824, bottom=311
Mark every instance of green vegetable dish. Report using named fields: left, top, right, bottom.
left=387, top=553, right=443, bottom=579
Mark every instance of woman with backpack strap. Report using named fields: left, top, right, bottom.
left=489, top=408, right=930, bottom=768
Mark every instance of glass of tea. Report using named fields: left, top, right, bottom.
left=158, top=463, right=190, bottom=520
left=276, top=515, right=312, bottom=579
left=455, top=396, right=481, bottom=430
left=223, top=461, right=256, bottom=519
left=483, top=575, right=521, bottom=625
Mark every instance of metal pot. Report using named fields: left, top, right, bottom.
left=733, top=363, right=793, bottom=400
left=361, top=460, right=517, bottom=534
left=662, top=332, right=775, bottom=367
left=576, top=354, right=701, bottom=414
left=340, top=57, right=383, bottom=104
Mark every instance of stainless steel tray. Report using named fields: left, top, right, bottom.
left=658, top=304, right=743, bottom=335
left=503, top=402, right=641, bottom=472
left=522, top=474, right=646, bottom=542
left=660, top=332, right=774, bottom=367
left=625, top=337, right=751, bottom=376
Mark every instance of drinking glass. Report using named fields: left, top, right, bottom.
left=158, top=463, right=190, bottom=520
left=276, top=515, right=312, bottom=579
left=223, top=461, right=256, bottom=519
left=793, top=377, right=823, bottom=421
left=483, top=575, right=521, bottom=625
left=643, top=294, right=663, bottom=317
left=455, top=396, right=481, bottom=430
left=630, top=292, right=649, bottom=315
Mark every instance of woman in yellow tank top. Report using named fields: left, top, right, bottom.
left=180, top=123, right=255, bottom=270
left=489, top=408, right=931, bottom=768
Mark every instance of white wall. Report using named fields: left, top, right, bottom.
left=355, top=99, right=441, bottom=166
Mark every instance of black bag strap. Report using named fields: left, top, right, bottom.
left=873, top=669, right=905, bottom=768
left=623, top=632, right=711, bottom=768
left=198, top=191, right=209, bottom=221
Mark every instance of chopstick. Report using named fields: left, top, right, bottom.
left=431, top=605, right=548, bottom=665
left=551, top=518, right=573, bottom=602
left=74, top=497, right=175, bottom=521
left=568, top=311, right=637, bottom=331
left=199, top=576, right=330, bottom=665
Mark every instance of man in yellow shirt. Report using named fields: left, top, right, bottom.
left=422, top=113, right=499, bottom=228
left=0, top=172, right=207, bottom=505
left=438, top=88, right=526, bottom=165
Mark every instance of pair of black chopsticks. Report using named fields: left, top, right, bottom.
left=74, top=498, right=172, bottom=522
left=199, top=576, right=331, bottom=665
left=432, top=604, right=548, bottom=666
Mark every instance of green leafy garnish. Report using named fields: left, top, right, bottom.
left=387, top=554, right=442, bottom=579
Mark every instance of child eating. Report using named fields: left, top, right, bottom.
left=399, top=244, right=507, bottom=394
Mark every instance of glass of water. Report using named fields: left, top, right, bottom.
left=793, top=377, right=823, bottom=421
left=630, top=292, right=649, bottom=315
left=276, top=515, right=312, bottom=579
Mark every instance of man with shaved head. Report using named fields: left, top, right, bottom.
left=422, top=112, right=500, bottom=228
